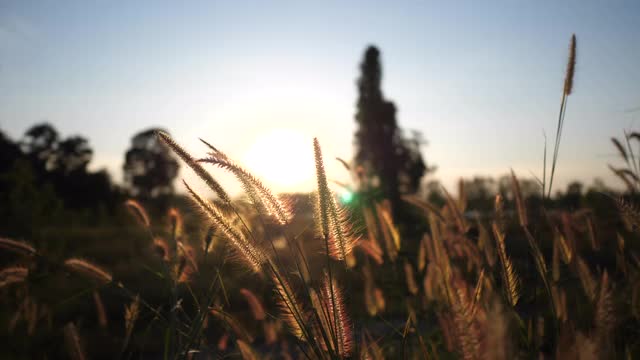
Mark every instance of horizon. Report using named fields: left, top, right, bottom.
left=1, top=1, right=639, bottom=195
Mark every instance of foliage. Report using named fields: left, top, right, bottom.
left=3, top=35, right=640, bottom=360
left=2, top=128, right=639, bottom=359
left=0, top=126, right=122, bottom=238
left=123, top=128, right=180, bottom=199
left=354, top=45, right=431, bottom=217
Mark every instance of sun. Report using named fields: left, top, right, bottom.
left=243, top=129, right=315, bottom=192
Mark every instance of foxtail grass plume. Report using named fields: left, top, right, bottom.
left=313, top=138, right=357, bottom=262
left=442, top=186, right=468, bottom=233
left=217, top=333, right=229, bottom=351
left=308, top=289, right=333, bottom=352
left=0, top=237, right=36, bottom=256
left=168, top=207, right=183, bottom=238
left=402, top=195, right=446, bottom=222
left=493, top=224, right=520, bottom=307
left=552, top=239, right=561, bottom=282
left=555, top=231, right=573, bottom=264
left=404, top=260, right=419, bottom=295
left=418, top=235, right=427, bottom=271
left=320, top=272, right=353, bottom=357
left=0, top=266, right=28, bottom=288
left=376, top=201, right=400, bottom=258
left=236, top=339, right=259, bottom=360
left=153, top=237, right=170, bottom=261
left=617, top=198, right=640, bottom=233
left=551, top=285, right=568, bottom=322
left=611, top=137, right=629, bottom=163
left=595, top=271, right=615, bottom=351
left=199, top=151, right=292, bottom=225
left=124, top=199, right=150, bottom=228
left=469, top=269, right=485, bottom=318
left=92, top=291, right=108, bottom=329
left=358, top=239, right=384, bottom=265
left=64, top=258, right=113, bottom=284
left=210, top=309, right=254, bottom=343
left=263, top=320, right=278, bottom=345
left=176, top=248, right=198, bottom=283
left=273, top=275, right=306, bottom=340
left=240, top=288, right=266, bottom=321
left=362, top=207, right=382, bottom=250
left=64, top=323, right=86, bottom=360
left=477, top=221, right=496, bottom=267
left=203, top=225, right=217, bottom=254
left=156, top=131, right=231, bottom=203
left=576, top=256, right=597, bottom=301
left=184, top=180, right=266, bottom=273
left=609, top=165, right=637, bottom=193
left=547, top=34, right=578, bottom=198
left=492, top=196, right=520, bottom=307
left=371, top=289, right=385, bottom=313
left=451, top=282, right=482, bottom=359
left=585, top=215, right=599, bottom=250
left=124, top=295, right=140, bottom=342
left=494, top=195, right=506, bottom=234
left=362, top=265, right=379, bottom=316
left=564, top=34, right=577, bottom=96
left=509, top=171, right=528, bottom=227
left=361, top=331, right=384, bottom=360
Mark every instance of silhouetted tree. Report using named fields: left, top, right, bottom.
left=0, top=130, right=22, bottom=173
left=464, top=177, right=497, bottom=212
left=54, top=136, right=93, bottom=173
left=21, top=123, right=59, bottom=171
left=354, top=45, right=429, bottom=217
left=558, top=181, right=584, bottom=210
left=123, top=128, right=179, bottom=198
left=0, top=158, right=63, bottom=237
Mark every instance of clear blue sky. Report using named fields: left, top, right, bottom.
left=1, top=1, right=639, bottom=195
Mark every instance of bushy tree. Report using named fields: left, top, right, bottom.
left=54, top=136, right=93, bottom=173
left=123, top=128, right=179, bottom=198
left=21, top=123, right=59, bottom=171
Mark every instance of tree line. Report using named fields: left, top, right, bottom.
left=0, top=124, right=182, bottom=238
left=0, top=45, right=617, bottom=239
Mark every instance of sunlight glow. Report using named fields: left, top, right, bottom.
left=243, top=129, right=315, bottom=192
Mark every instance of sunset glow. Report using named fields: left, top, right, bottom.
left=243, top=129, right=315, bottom=192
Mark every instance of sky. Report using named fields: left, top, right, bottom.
left=1, top=1, right=639, bottom=196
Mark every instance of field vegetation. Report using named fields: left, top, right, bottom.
left=1, top=35, right=639, bottom=359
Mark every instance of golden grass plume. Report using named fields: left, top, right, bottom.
left=492, top=200, right=520, bottom=307
left=0, top=266, right=28, bottom=288
left=92, top=291, right=108, bottom=329
left=64, top=258, right=112, bottom=284
left=236, top=339, right=259, bottom=360
left=576, top=256, right=597, bottom=301
left=240, top=288, right=266, bottom=321
left=124, top=199, right=150, bottom=228
left=564, top=34, right=577, bottom=96
left=273, top=275, right=306, bottom=341
left=0, top=237, right=36, bottom=256
left=156, top=131, right=231, bottom=202
left=210, top=308, right=254, bottom=343
left=313, top=138, right=358, bottom=262
left=320, top=272, right=353, bottom=357
left=199, top=152, right=292, bottom=225
left=404, top=260, right=419, bottom=295
left=184, top=180, right=266, bottom=273
left=64, top=323, right=86, bottom=360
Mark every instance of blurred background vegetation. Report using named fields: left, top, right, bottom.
left=1, top=43, right=638, bottom=359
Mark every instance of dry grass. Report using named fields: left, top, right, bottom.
left=3, top=33, right=640, bottom=359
